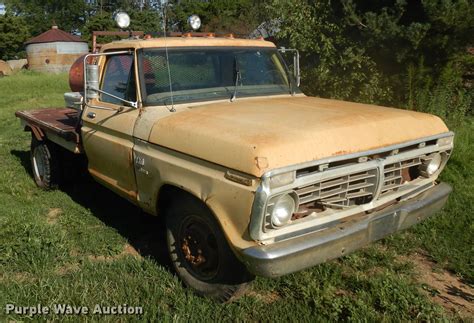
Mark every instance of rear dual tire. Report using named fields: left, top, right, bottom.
left=30, top=136, right=61, bottom=190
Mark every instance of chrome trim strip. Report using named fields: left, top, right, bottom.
left=249, top=179, right=270, bottom=241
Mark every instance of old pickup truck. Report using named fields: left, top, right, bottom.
left=15, top=14, right=453, bottom=301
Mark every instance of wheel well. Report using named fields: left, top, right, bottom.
left=157, top=184, right=202, bottom=216
left=157, top=184, right=225, bottom=229
left=25, top=125, right=45, bottom=141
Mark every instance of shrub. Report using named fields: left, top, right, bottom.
left=406, top=59, right=472, bottom=127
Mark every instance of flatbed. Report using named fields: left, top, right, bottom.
left=15, top=108, right=82, bottom=153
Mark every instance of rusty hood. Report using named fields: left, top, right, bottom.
left=148, top=96, right=449, bottom=177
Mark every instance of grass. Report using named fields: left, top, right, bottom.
left=383, top=117, right=474, bottom=282
left=0, top=71, right=472, bottom=321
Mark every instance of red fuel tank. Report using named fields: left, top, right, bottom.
left=69, top=54, right=94, bottom=92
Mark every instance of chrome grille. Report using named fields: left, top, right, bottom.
left=295, top=169, right=377, bottom=209
left=254, top=133, right=454, bottom=241
left=381, top=157, right=421, bottom=195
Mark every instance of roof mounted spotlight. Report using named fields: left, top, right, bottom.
left=114, top=12, right=130, bottom=29
left=188, top=15, right=201, bottom=31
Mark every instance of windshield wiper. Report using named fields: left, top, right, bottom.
left=230, top=56, right=241, bottom=102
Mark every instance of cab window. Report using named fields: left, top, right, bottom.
left=100, top=54, right=136, bottom=105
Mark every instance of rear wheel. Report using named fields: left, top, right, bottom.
left=30, top=136, right=61, bottom=190
left=165, top=195, right=254, bottom=302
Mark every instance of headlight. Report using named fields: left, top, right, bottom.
left=271, top=194, right=297, bottom=227
left=420, top=153, right=442, bottom=177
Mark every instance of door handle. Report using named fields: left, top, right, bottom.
left=87, top=112, right=96, bottom=119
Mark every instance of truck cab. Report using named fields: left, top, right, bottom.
left=15, top=22, right=453, bottom=301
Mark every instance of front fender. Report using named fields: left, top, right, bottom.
left=133, top=139, right=260, bottom=250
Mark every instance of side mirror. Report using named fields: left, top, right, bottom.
left=83, top=51, right=138, bottom=109
left=278, top=47, right=301, bottom=87
left=86, top=64, right=100, bottom=99
left=293, top=51, right=300, bottom=87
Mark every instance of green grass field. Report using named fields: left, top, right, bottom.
left=0, top=72, right=472, bottom=321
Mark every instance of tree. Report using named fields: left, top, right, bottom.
left=268, top=0, right=392, bottom=104
left=269, top=0, right=474, bottom=106
left=168, top=0, right=267, bottom=35
left=5, top=0, right=90, bottom=34
left=80, top=12, right=117, bottom=46
left=93, top=0, right=161, bottom=13
left=129, top=9, right=162, bottom=33
left=0, top=14, right=30, bottom=60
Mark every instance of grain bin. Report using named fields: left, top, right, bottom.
left=25, top=26, right=88, bottom=73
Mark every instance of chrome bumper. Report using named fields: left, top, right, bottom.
left=238, top=182, right=452, bottom=278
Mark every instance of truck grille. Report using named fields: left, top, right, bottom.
left=380, top=157, right=421, bottom=196
left=295, top=169, right=377, bottom=209
left=257, top=135, right=452, bottom=240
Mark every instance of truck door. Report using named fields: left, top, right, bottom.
left=81, top=52, right=140, bottom=202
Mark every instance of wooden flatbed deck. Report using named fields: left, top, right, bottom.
left=15, top=108, right=80, bottom=142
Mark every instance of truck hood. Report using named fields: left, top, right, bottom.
left=149, top=96, right=448, bottom=177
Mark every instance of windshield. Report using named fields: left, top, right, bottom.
left=139, top=47, right=294, bottom=106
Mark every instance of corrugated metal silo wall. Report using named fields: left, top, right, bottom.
left=26, top=42, right=89, bottom=73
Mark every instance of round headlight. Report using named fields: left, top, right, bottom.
left=114, top=12, right=130, bottom=29
left=421, top=153, right=442, bottom=177
left=271, top=194, right=296, bottom=227
left=188, top=14, right=201, bottom=31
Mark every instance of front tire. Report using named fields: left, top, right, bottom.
left=165, top=195, right=254, bottom=302
left=30, top=136, right=60, bottom=190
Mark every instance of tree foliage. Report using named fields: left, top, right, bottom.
left=5, top=0, right=90, bottom=34
left=168, top=0, right=266, bottom=34
left=0, top=14, right=30, bottom=60
left=5, top=0, right=163, bottom=36
left=129, top=9, right=162, bottom=34
left=79, top=12, right=116, bottom=46
left=269, top=0, right=474, bottom=108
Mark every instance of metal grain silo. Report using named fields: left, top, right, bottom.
left=25, top=26, right=89, bottom=73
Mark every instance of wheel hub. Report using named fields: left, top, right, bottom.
left=182, top=234, right=207, bottom=266
left=179, top=217, right=219, bottom=280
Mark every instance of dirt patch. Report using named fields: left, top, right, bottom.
left=55, top=262, right=80, bottom=276
left=246, top=290, right=281, bottom=304
left=123, top=244, right=141, bottom=258
left=0, top=272, right=34, bottom=283
left=87, top=244, right=142, bottom=262
left=403, top=252, right=474, bottom=319
left=46, top=208, right=62, bottom=224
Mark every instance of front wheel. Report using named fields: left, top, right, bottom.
left=165, top=196, right=254, bottom=302
left=30, top=136, right=61, bottom=190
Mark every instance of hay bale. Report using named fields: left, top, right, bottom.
left=0, top=60, right=13, bottom=76
left=7, top=59, right=28, bottom=71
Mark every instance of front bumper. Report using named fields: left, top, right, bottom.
left=238, top=182, right=452, bottom=278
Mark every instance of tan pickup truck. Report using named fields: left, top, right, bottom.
left=15, top=17, right=453, bottom=301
